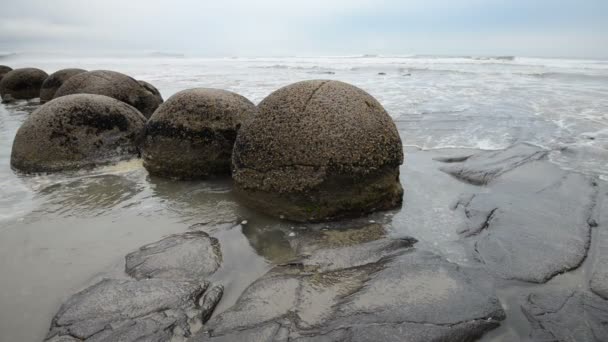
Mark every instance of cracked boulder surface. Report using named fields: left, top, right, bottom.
left=522, top=289, right=608, bottom=341
left=0, top=65, right=12, bottom=83
left=142, top=88, right=256, bottom=179
left=53, top=70, right=163, bottom=118
left=191, top=225, right=505, bottom=342
left=11, top=94, right=147, bottom=173
left=232, top=80, right=404, bottom=222
left=591, top=184, right=608, bottom=299
left=0, top=67, right=48, bottom=102
left=46, top=231, right=225, bottom=342
left=444, top=144, right=598, bottom=283
left=40, top=68, right=87, bottom=103
left=126, top=231, right=222, bottom=280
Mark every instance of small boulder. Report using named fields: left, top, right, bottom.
left=11, top=94, right=146, bottom=173
left=232, top=80, right=404, bottom=222
left=0, top=67, right=48, bottom=102
left=54, top=70, right=163, bottom=118
left=142, top=88, right=255, bottom=179
left=125, top=231, right=222, bottom=281
left=0, top=65, right=12, bottom=82
left=40, top=68, right=87, bottom=103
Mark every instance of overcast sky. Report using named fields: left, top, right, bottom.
left=0, top=0, right=607, bottom=58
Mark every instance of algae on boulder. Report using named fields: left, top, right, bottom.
left=11, top=94, right=146, bottom=173
left=142, top=88, right=255, bottom=179
left=40, top=68, right=87, bottom=103
left=0, top=67, right=48, bottom=102
left=232, top=80, right=404, bottom=222
left=54, top=70, right=163, bottom=117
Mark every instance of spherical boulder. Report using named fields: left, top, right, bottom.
left=54, top=70, right=163, bottom=118
left=232, top=80, right=404, bottom=222
left=0, top=67, right=48, bottom=102
left=142, top=88, right=256, bottom=179
left=0, top=65, right=12, bottom=82
left=40, top=68, right=86, bottom=103
left=11, top=94, right=146, bottom=173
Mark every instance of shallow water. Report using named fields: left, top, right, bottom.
left=0, top=55, right=607, bottom=341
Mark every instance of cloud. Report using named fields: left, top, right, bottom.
left=0, top=0, right=606, bottom=57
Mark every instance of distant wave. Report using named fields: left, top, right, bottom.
left=523, top=72, right=608, bottom=81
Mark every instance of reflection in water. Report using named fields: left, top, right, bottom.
left=148, top=175, right=243, bottom=225
left=35, top=174, right=144, bottom=217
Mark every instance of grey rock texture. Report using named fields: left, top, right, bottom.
left=142, top=88, right=255, bottom=179
left=11, top=94, right=146, bottom=173
left=54, top=70, right=163, bottom=117
left=46, top=231, right=225, bottom=341
left=445, top=144, right=598, bottom=283
left=522, top=289, right=608, bottom=341
left=138, top=80, right=162, bottom=98
left=591, top=184, right=608, bottom=299
left=40, top=68, right=87, bottom=103
left=46, top=278, right=206, bottom=341
left=191, top=226, right=504, bottom=342
left=126, top=231, right=222, bottom=281
left=233, top=80, right=404, bottom=222
left=440, top=143, right=547, bottom=185
left=0, top=67, right=48, bottom=102
left=0, top=65, right=12, bottom=82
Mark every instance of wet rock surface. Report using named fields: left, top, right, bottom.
left=46, top=278, right=207, bottom=341
left=591, top=184, right=608, bottom=300
left=0, top=67, right=48, bottom=101
left=521, top=289, right=608, bottom=341
left=46, top=231, right=225, bottom=341
left=142, top=88, right=255, bottom=179
left=126, top=231, right=222, bottom=280
left=54, top=70, right=163, bottom=117
left=443, top=144, right=598, bottom=283
left=232, top=80, right=404, bottom=222
left=40, top=68, right=87, bottom=103
left=439, top=143, right=548, bottom=185
left=192, top=224, right=505, bottom=342
left=11, top=94, right=146, bottom=173
left=0, top=65, right=12, bottom=82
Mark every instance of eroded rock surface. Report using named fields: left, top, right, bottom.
left=192, top=225, right=504, bottom=342
left=446, top=145, right=598, bottom=283
left=440, top=143, right=547, bottom=185
left=522, top=289, right=608, bottom=341
left=46, top=231, right=224, bottom=341
left=46, top=278, right=207, bottom=341
left=126, top=231, right=222, bottom=280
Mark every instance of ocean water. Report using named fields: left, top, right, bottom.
left=0, top=55, right=607, bottom=341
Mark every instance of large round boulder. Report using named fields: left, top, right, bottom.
left=40, top=68, right=86, bottom=103
left=232, top=80, right=404, bottom=222
left=142, top=88, right=256, bottom=179
left=53, top=70, right=163, bottom=118
left=0, top=65, right=12, bottom=82
left=11, top=94, right=146, bottom=173
left=0, top=67, right=48, bottom=102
